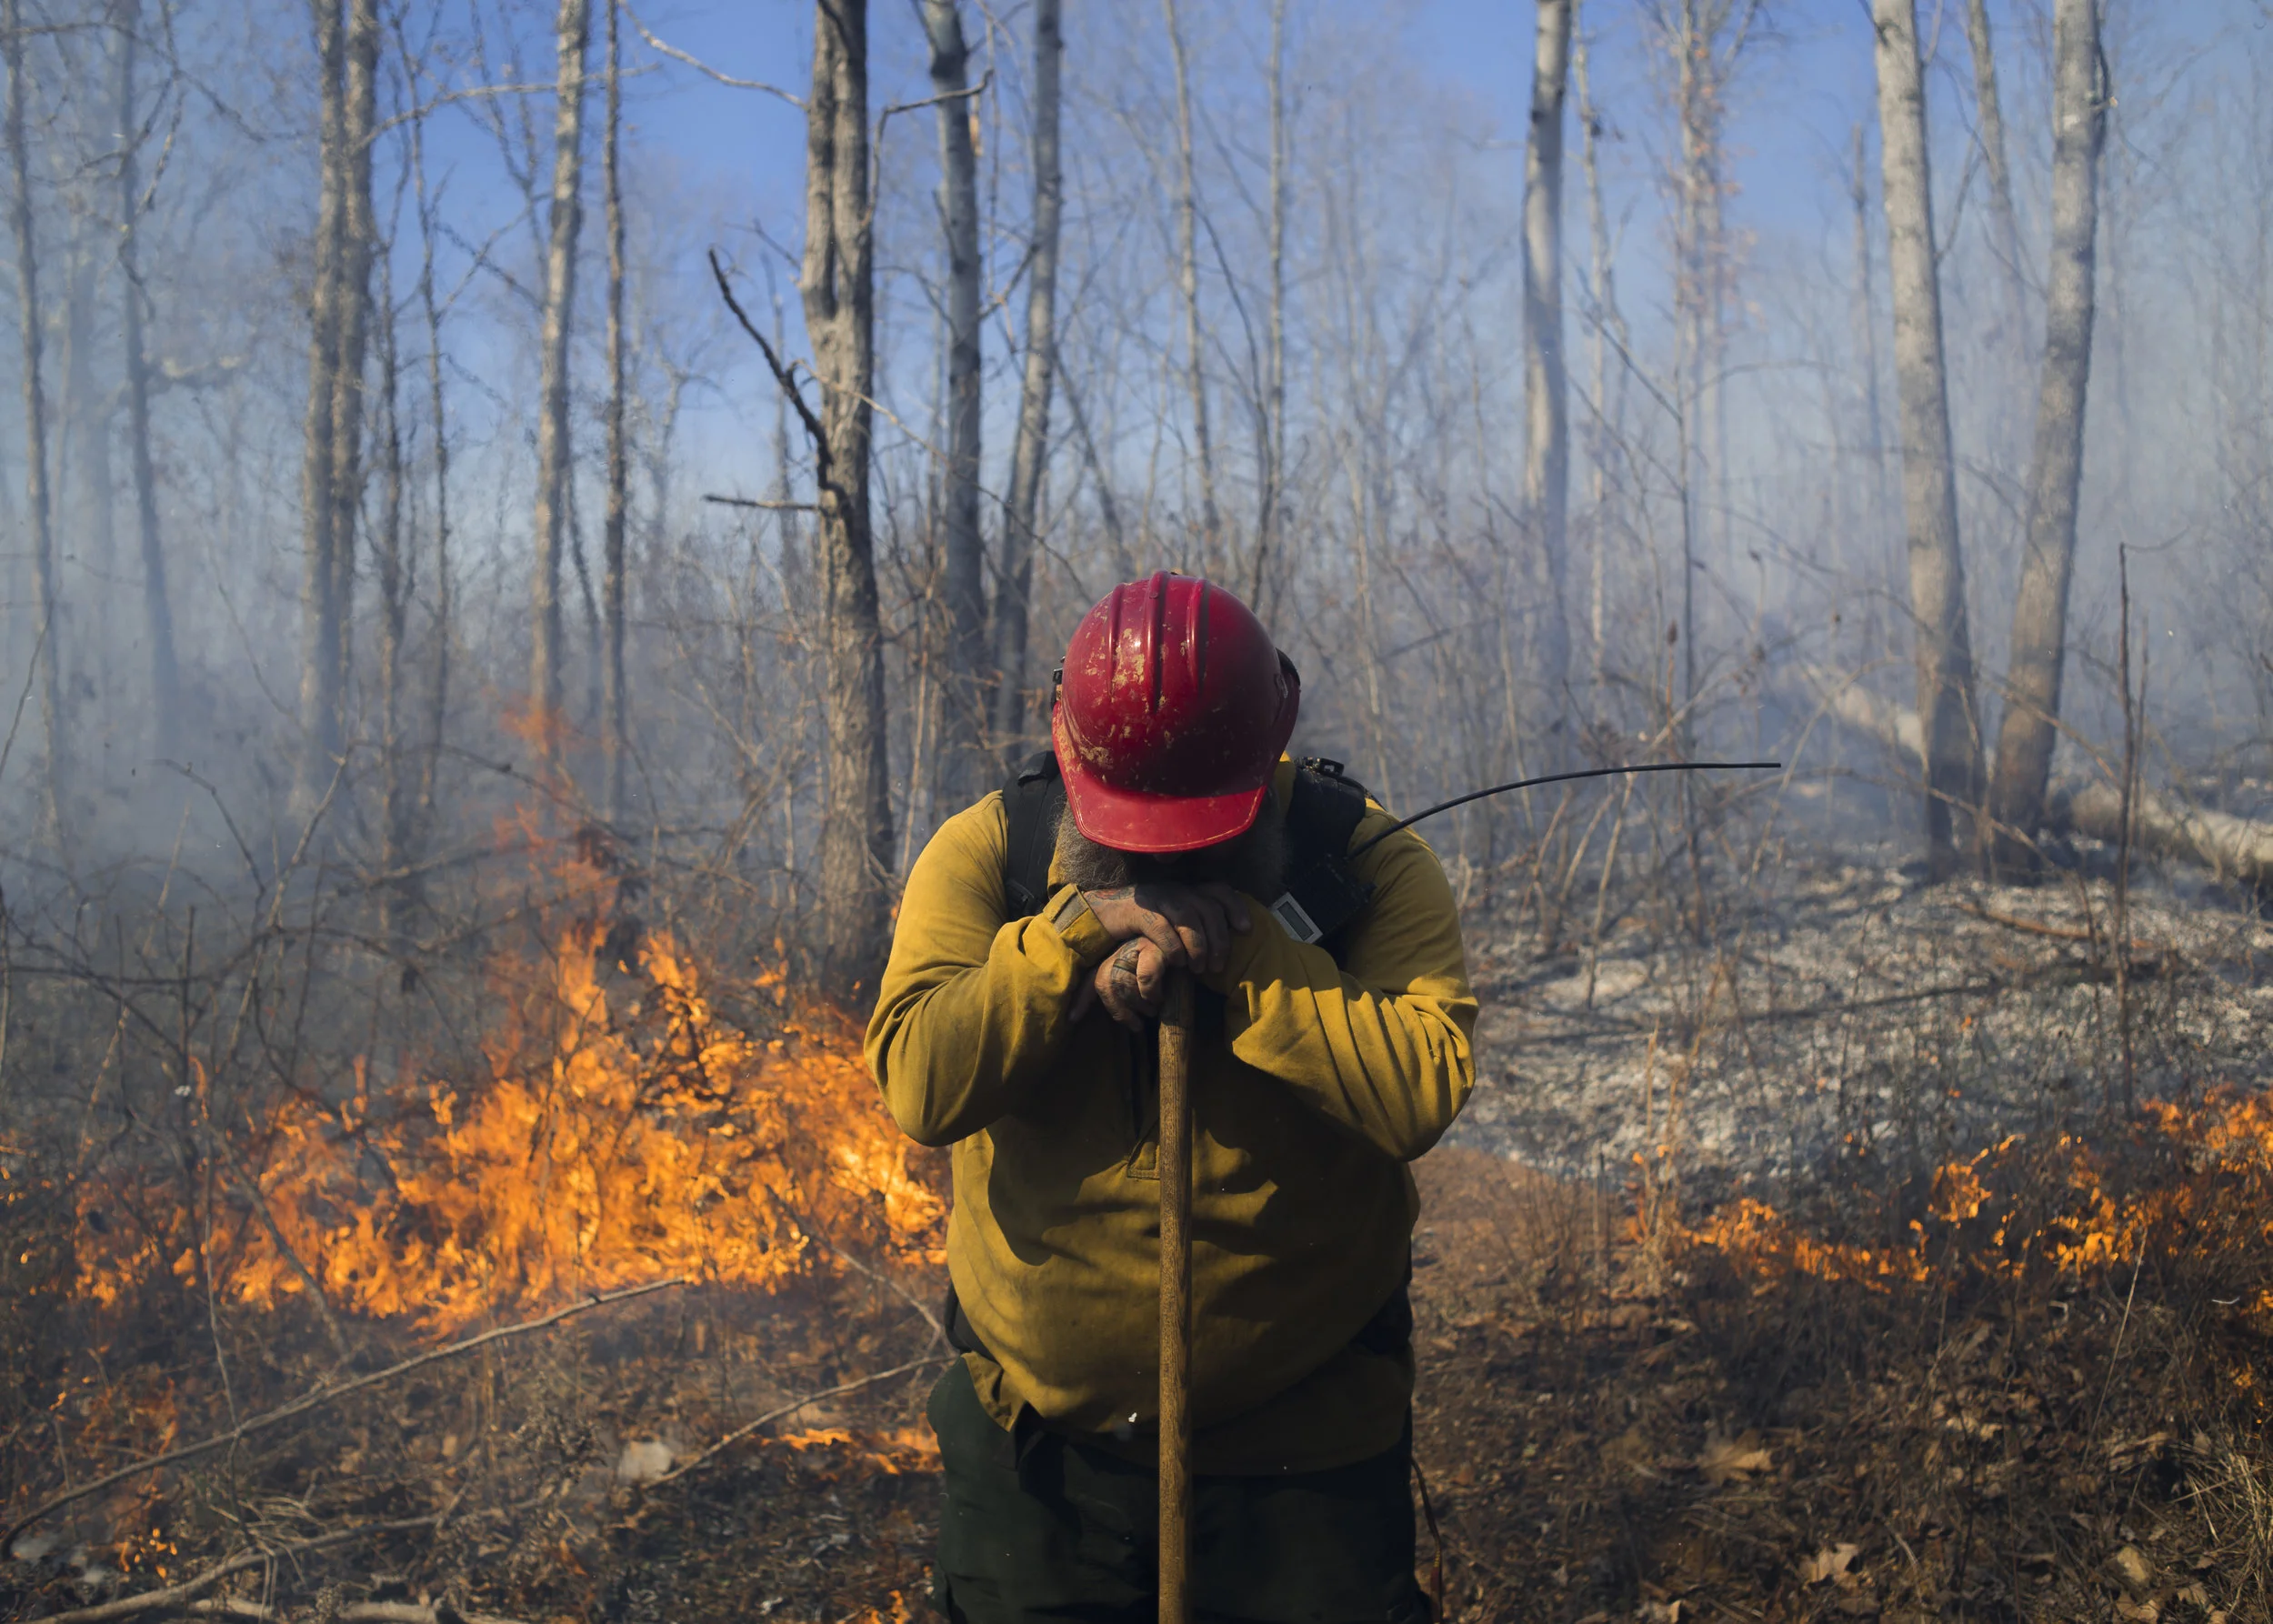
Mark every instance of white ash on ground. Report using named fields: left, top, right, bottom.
left=1450, top=847, right=2273, bottom=1190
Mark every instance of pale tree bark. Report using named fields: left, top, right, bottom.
left=5, top=0, right=65, bottom=848
left=1987, top=0, right=2106, bottom=872
left=1872, top=0, right=1985, bottom=877
left=801, top=0, right=894, bottom=988
left=922, top=0, right=986, bottom=808
left=603, top=0, right=627, bottom=818
left=1160, top=0, right=1220, bottom=574
left=1849, top=122, right=1889, bottom=577
left=530, top=0, right=590, bottom=747
left=398, top=6, right=452, bottom=867
left=1573, top=0, right=1622, bottom=687
left=1523, top=0, right=1573, bottom=704
left=294, top=0, right=346, bottom=816
left=375, top=239, right=411, bottom=934
left=63, top=217, right=114, bottom=594
left=115, top=0, right=178, bottom=757
left=327, top=0, right=377, bottom=721
left=1963, top=0, right=2029, bottom=372
left=1253, top=0, right=1286, bottom=612
left=990, top=0, right=1061, bottom=757
left=1646, top=0, right=1759, bottom=711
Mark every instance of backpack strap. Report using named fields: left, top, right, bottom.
left=1269, top=757, right=1378, bottom=954
left=1000, top=749, right=1065, bottom=920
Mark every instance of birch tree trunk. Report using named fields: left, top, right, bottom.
left=990, top=0, right=1061, bottom=758
left=293, top=0, right=345, bottom=816
left=5, top=0, right=65, bottom=847
left=1987, top=0, right=2106, bottom=871
left=1523, top=0, right=1573, bottom=704
left=1872, top=0, right=1984, bottom=878
left=530, top=0, right=590, bottom=747
left=1161, top=0, right=1220, bottom=574
left=801, top=0, right=894, bottom=987
left=1963, top=0, right=2029, bottom=372
left=602, top=0, right=627, bottom=818
left=922, top=0, right=986, bottom=808
left=115, top=0, right=177, bottom=757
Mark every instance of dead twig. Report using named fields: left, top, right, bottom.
left=646, top=1354, right=947, bottom=1488
left=178, top=1599, right=534, bottom=1623
left=2, top=1279, right=684, bottom=1551
left=1955, top=899, right=2161, bottom=957
left=28, top=1513, right=463, bottom=1624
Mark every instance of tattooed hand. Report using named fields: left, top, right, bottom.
left=1081, top=881, right=1252, bottom=976
left=1069, top=937, right=1170, bottom=1030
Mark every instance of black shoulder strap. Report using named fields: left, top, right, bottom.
left=1271, top=758, right=1379, bottom=955
left=1000, top=749, right=1064, bottom=920
left=1287, top=757, right=1371, bottom=865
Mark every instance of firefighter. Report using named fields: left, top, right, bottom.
left=866, top=572, right=1476, bottom=1624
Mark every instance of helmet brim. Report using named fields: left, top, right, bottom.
left=1052, top=707, right=1274, bottom=855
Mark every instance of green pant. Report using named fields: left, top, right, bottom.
left=926, top=1360, right=1432, bottom=1624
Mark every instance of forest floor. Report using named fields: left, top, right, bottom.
left=7, top=854, right=2273, bottom=1622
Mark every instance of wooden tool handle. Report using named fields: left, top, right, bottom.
left=1157, top=970, right=1195, bottom=1624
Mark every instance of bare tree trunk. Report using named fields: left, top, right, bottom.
left=1987, top=0, right=2105, bottom=872
left=294, top=0, right=345, bottom=816
left=5, top=0, right=65, bottom=847
left=1849, top=123, right=1888, bottom=592
left=329, top=0, right=377, bottom=727
left=990, top=0, right=1061, bottom=758
left=405, top=20, right=452, bottom=863
left=1963, top=0, right=2029, bottom=371
left=375, top=239, right=411, bottom=935
left=1247, top=0, right=1287, bottom=610
left=115, top=0, right=177, bottom=757
left=1161, top=0, right=1220, bottom=574
left=801, top=0, right=894, bottom=988
left=1872, top=0, right=1984, bottom=878
left=530, top=0, right=590, bottom=748
left=602, top=0, right=627, bottom=818
left=64, top=219, right=114, bottom=596
left=1523, top=0, right=1573, bottom=706
left=922, top=0, right=986, bottom=808
left=1574, top=1, right=1620, bottom=687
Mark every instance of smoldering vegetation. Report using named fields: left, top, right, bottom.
left=2, top=0, right=2273, bottom=1619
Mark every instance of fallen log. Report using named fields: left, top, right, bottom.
left=2051, top=777, right=2273, bottom=890
left=1797, top=667, right=2273, bottom=889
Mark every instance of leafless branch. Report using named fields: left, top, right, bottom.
left=646, top=1354, right=947, bottom=1488
left=620, top=0, right=803, bottom=106
left=1, top=1279, right=686, bottom=1550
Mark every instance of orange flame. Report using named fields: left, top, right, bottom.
left=75, top=845, right=941, bottom=1335
left=1680, top=1089, right=2273, bottom=1317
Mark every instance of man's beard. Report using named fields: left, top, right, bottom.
left=1051, top=791, right=1289, bottom=899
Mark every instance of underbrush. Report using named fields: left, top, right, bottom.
left=1414, top=1103, right=2273, bottom=1621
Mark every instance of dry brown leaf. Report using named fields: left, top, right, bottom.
left=2114, top=1599, right=2159, bottom=1623
left=1697, top=1427, right=1773, bottom=1487
left=2112, top=1545, right=2154, bottom=1589
left=1800, top=1542, right=1861, bottom=1583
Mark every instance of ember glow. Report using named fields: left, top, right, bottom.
left=73, top=844, right=944, bottom=1335
left=1678, top=1087, right=2273, bottom=1331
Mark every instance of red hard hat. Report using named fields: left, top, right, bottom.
left=1051, top=572, right=1300, bottom=854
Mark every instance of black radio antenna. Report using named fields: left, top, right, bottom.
left=1347, top=760, right=1783, bottom=860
